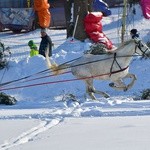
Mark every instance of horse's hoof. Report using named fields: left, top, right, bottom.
left=109, top=83, right=114, bottom=87
left=105, top=95, right=110, bottom=98
left=103, top=93, right=110, bottom=98
left=123, top=87, right=128, bottom=92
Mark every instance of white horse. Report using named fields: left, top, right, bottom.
left=47, top=39, right=150, bottom=100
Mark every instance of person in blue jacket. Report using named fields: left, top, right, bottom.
left=93, top=0, right=111, bottom=16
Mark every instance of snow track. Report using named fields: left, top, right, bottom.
left=1, top=98, right=150, bottom=149
left=0, top=119, right=61, bottom=150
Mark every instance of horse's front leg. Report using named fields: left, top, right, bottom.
left=109, top=79, right=127, bottom=91
left=124, top=73, right=137, bottom=90
left=109, top=73, right=137, bottom=91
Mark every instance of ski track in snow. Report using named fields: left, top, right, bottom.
left=0, top=119, right=61, bottom=150
left=0, top=98, right=150, bottom=150
left=0, top=100, right=81, bottom=149
left=1, top=98, right=150, bottom=149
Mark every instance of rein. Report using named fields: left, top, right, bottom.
left=0, top=54, right=141, bottom=88
left=134, top=39, right=149, bottom=56
left=109, top=39, right=149, bottom=77
left=0, top=66, right=129, bottom=91
left=1, top=39, right=146, bottom=89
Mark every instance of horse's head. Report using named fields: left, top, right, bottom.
left=134, top=38, right=150, bottom=58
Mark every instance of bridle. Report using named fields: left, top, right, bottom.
left=134, top=39, right=149, bottom=57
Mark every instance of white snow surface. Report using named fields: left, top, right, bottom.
left=0, top=5, right=150, bottom=150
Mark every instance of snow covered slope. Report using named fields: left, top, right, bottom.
left=0, top=4, right=150, bottom=150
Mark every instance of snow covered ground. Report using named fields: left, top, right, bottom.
left=0, top=4, right=150, bottom=150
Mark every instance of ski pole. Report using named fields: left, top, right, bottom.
left=71, top=6, right=80, bottom=41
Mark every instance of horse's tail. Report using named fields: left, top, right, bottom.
left=45, top=54, right=70, bottom=75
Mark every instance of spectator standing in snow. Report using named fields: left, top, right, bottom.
left=28, top=40, right=39, bottom=57
left=39, top=28, right=53, bottom=57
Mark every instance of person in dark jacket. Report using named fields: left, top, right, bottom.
left=39, top=28, right=52, bottom=57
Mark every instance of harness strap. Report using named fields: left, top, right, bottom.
left=135, top=40, right=149, bottom=56
left=0, top=65, right=129, bottom=91
left=110, top=65, right=129, bottom=75
left=110, top=53, right=123, bottom=76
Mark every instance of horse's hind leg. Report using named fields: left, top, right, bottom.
left=85, top=79, right=109, bottom=100
left=85, top=79, right=97, bottom=100
left=94, top=90, right=110, bottom=98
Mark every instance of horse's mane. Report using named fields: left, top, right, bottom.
left=121, top=39, right=134, bottom=47
left=110, top=39, right=134, bottom=53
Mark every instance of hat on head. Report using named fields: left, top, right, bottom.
left=28, top=40, right=34, bottom=47
left=130, top=28, right=140, bottom=39
left=130, top=29, right=138, bottom=35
